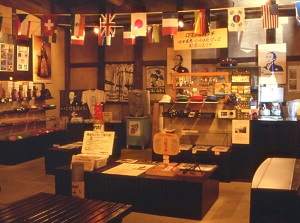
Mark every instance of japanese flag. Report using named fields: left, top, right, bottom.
left=131, top=13, right=147, bottom=36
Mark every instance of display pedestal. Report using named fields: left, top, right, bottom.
left=250, top=157, right=300, bottom=223
left=125, top=116, right=151, bottom=150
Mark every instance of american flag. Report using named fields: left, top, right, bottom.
left=100, top=13, right=116, bottom=37
left=262, top=3, right=278, bottom=29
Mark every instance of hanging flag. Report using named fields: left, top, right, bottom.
left=296, top=2, right=300, bottom=26
left=71, top=14, right=85, bottom=37
left=123, top=31, right=136, bottom=45
left=98, top=28, right=105, bottom=46
left=228, top=7, right=245, bottom=32
left=15, top=14, right=31, bottom=39
left=0, top=14, right=3, bottom=32
left=147, top=24, right=160, bottom=43
left=42, top=14, right=56, bottom=36
left=71, top=32, right=85, bottom=45
left=194, top=9, right=210, bottom=34
left=262, top=3, right=278, bottom=29
left=162, top=12, right=178, bottom=35
left=100, top=13, right=116, bottom=37
left=131, top=13, right=147, bottom=36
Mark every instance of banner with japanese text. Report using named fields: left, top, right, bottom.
left=173, top=28, right=228, bottom=50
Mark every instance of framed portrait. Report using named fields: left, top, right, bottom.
left=104, top=63, right=134, bottom=102
left=258, top=43, right=286, bottom=85
left=166, top=48, right=191, bottom=84
left=33, top=35, right=52, bottom=83
left=146, top=66, right=165, bottom=93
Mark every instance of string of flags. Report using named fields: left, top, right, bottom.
left=0, top=2, right=299, bottom=46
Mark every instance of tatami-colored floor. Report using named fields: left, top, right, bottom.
left=0, top=148, right=251, bottom=223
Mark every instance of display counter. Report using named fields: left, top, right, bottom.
left=55, top=162, right=219, bottom=220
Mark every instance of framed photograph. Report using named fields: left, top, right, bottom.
left=17, top=45, right=29, bottom=71
left=288, top=66, right=300, bottom=92
left=146, top=66, right=165, bottom=93
left=104, top=63, right=134, bottom=102
left=0, top=43, right=14, bottom=72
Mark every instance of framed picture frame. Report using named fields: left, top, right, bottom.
left=146, top=66, right=165, bottom=93
left=104, top=63, right=134, bottom=102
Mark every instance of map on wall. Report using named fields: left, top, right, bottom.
left=104, top=63, right=134, bottom=102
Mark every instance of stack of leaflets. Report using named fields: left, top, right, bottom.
left=211, top=146, right=230, bottom=152
left=179, top=144, right=193, bottom=151
left=192, top=145, right=212, bottom=153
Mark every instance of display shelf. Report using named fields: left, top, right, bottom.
left=171, top=72, right=229, bottom=99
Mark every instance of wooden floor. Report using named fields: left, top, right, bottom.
left=0, top=148, right=251, bottom=223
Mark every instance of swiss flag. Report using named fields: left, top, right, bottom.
left=42, top=14, right=56, bottom=36
left=131, top=13, right=147, bottom=36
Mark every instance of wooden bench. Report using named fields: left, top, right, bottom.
left=0, top=192, right=132, bottom=223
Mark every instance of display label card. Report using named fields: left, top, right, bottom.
left=81, top=131, right=115, bottom=155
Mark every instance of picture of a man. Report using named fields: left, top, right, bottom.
left=262, top=52, right=284, bottom=73
left=170, top=54, right=189, bottom=74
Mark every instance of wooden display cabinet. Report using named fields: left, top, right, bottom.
left=171, top=72, right=229, bottom=100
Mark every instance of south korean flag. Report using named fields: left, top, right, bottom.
left=228, top=7, right=245, bottom=32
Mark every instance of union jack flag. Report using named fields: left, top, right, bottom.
left=100, top=13, right=116, bottom=37
left=262, top=3, right=278, bottom=29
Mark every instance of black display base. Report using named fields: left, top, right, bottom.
left=0, top=130, right=66, bottom=165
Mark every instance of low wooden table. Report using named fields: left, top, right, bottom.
left=0, top=192, right=132, bottom=223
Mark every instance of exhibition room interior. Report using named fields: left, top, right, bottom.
left=1, top=0, right=300, bottom=223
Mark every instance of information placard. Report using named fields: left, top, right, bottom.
left=81, top=131, right=115, bottom=155
left=173, top=28, right=228, bottom=50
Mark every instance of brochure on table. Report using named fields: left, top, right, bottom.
left=71, top=130, right=115, bottom=171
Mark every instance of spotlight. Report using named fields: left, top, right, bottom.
left=178, top=15, right=184, bottom=28
left=94, top=27, right=99, bottom=34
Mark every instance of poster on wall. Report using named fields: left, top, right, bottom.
left=146, top=66, right=165, bottom=93
left=167, top=48, right=191, bottom=84
left=33, top=35, right=52, bottom=83
left=287, top=66, right=300, bottom=92
left=0, top=43, right=14, bottom=72
left=17, top=45, right=29, bottom=71
left=232, top=119, right=250, bottom=144
left=60, top=90, right=89, bottom=120
left=104, top=63, right=134, bottom=102
left=258, top=43, right=286, bottom=85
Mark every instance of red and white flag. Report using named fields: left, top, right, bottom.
left=15, top=14, right=31, bottom=39
left=71, top=14, right=85, bottom=37
left=42, top=14, right=56, bottom=36
left=71, top=32, right=85, bottom=45
left=100, top=13, right=116, bottom=37
left=228, top=7, right=245, bottom=32
left=262, top=3, right=278, bottom=29
left=131, top=13, right=147, bottom=36
left=123, top=31, right=136, bottom=45
left=162, top=12, right=178, bottom=35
